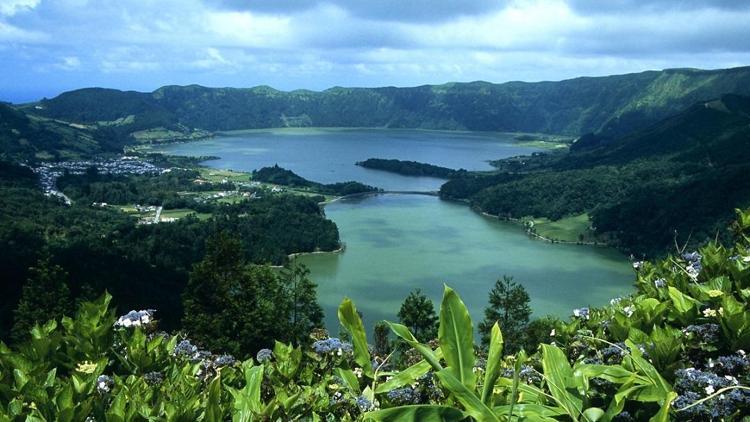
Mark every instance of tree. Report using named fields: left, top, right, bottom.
left=182, top=233, right=287, bottom=356
left=523, top=316, right=559, bottom=352
left=11, top=255, right=73, bottom=342
left=280, top=263, right=324, bottom=346
left=182, top=233, right=247, bottom=354
left=478, top=275, right=532, bottom=353
left=373, top=321, right=391, bottom=357
left=397, top=289, right=438, bottom=342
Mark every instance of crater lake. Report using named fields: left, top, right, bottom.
left=154, top=128, right=633, bottom=331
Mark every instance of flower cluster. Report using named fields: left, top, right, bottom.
left=601, top=342, right=627, bottom=365
left=355, top=396, right=375, bottom=412
left=501, top=365, right=542, bottom=384
left=386, top=387, right=419, bottom=405
left=683, top=323, right=720, bottom=345
left=713, top=351, right=748, bottom=375
left=672, top=367, right=750, bottom=420
left=96, top=375, right=113, bottom=395
left=572, top=307, right=590, bottom=320
left=653, top=278, right=666, bottom=288
left=256, top=348, right=273, bottom=363
left=682, top=251, right=702, bottom=280
left=114, top=309, right=156, bottom=329
left=144, top=371, right=164, bottom=385
left=312, top=338, right=353, bottom=355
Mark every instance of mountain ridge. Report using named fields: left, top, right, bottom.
left=23, top=65, right=750, bottom=137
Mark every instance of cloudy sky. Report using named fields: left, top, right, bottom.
left=1, top=0, right=749, bottom=102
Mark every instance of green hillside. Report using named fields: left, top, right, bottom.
left=0, top=103, right=130, bottom=161
left=441, top=94, right=750, bottom=256
left=24, top=66, right=750, bottom=136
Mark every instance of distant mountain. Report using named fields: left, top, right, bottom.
left=441, top=94, right=750, bottom=256
left=25, top=66, right=750, bottom=137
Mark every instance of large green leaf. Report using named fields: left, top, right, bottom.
left=229, top=362, right=264, bottom=421
left=650, top=392, right=678, bottom=422
left=204, top=375, right=223, bottom=422
left=481, top=323, right=503, bottom=406
left=375, top=348, right=443, bottom=394
left=494, top=404, right=567, bottom=420
left=541, top=344, right=583, bottom=421
left=438, top=285, right=476, bottom=390
left=338, top=298, right=374, bottom=377
left=386, top=322, right=443, bottom=371
left=435, top=369, right=499, bottom=422
left=364, top=405, right=466, bottom=421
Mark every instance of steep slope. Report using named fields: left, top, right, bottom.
left=26, top=66, right=750, bottom=136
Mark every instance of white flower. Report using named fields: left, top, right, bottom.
left=353, top=367, right=363, bottom=378
left=114, top=309, right=156, bottom=328
left=610, top=297, right=622, bottom=306
left=653, top=278, right=666, bottom=288
left=703, top=308, right=718, bottom=318
left=705, top=385, right=715, bottom=395
left=623, top=306, right=635, bottom=317
left=632, top=261, right=644, bottom=270
left=550, top=329, right=556, bottom=337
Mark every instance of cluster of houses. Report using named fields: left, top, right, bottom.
left=33, top=157, right=162, bottom=205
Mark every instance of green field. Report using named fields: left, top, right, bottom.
left=526, top=213, right=602, bottom=243
left=198, top=168, right=250, bottom=183
left=160, top=208, right=211, bottom=221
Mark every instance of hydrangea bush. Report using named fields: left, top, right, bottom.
left=1, top=209, right=749, bottom=420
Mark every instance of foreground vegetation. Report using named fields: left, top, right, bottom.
left=2, top=210, right=749, bottom=420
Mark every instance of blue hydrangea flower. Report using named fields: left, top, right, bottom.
left=96, top=375, right=114, bottom=394
left=144, top=371, right=163, bottom=385
left=114, top=309, right=156, bottom=328
left=312, top=338, right=353, bottom=355
left=256, top=348, right=273, bottom=363
left=355, top=395, right=374, bottom=411
left=387, top=387, right=418, bottom=405
left=572, top=307, right=590, bottom=320
left=214, top=354, right=236, bottom=367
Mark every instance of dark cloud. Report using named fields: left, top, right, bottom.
left=207, top=0, right=508, bottom=22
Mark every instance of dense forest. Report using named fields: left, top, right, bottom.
left=24, top=66, right=750, bottom=137
left=252, top=165, right=381, bottom=196
left=441, top=94, right=750, bottom=256
left=356, top=158, right=460, bottom=179
left=0, top=160, right=339, bottom=338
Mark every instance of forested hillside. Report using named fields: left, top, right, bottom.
left=26, top=66, right=750, bottom=136
left=442, top=94, right=750, bottom=256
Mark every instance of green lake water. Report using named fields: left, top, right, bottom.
left=155, top=128, right=634, bottom=332
left=297, top=194, right=632, bottom=332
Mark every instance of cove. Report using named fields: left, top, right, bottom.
left=154, top=128, right=634, bottom=332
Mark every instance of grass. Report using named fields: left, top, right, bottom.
left=198, top=168, right=250, bottom=183
left=160, top=208, right=211, bottom=221
left=525, top=213, right=600, bottom=243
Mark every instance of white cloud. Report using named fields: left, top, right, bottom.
left=56, top=55, right=80, bottom=70
left=0, top=0, right=40, bottom=17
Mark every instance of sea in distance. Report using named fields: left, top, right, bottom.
left=155, top=128, right=633, bottom=331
